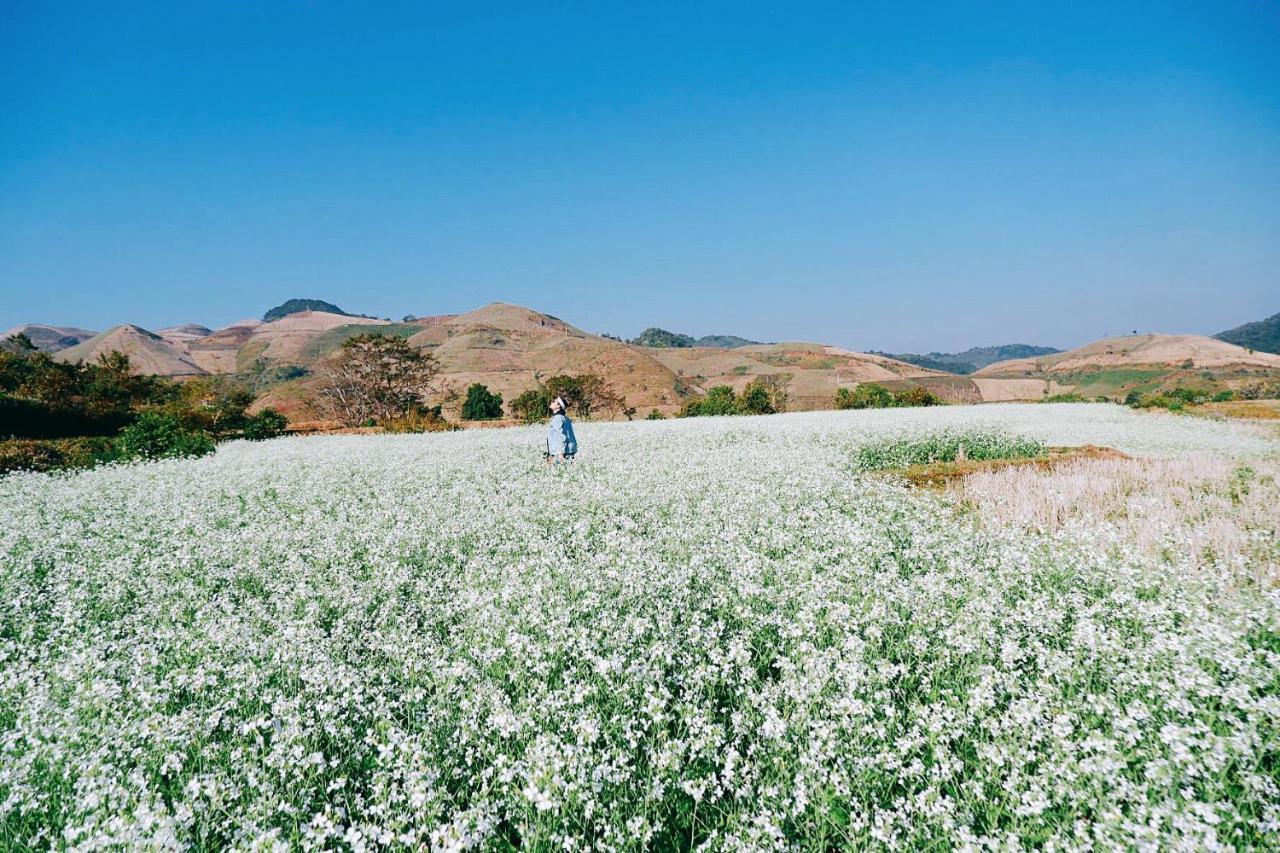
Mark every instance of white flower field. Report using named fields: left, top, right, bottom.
left=1, top=403, right=1278, bottom=850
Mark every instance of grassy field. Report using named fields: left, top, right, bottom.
left=1, top=404, right=1277, bottom=848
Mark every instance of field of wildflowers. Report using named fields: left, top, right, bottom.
left=1, top=403, right=1277, bottom=849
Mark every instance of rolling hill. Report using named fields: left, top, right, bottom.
left=1216, top=311, right=1280, bottom=355
left=976, top=333, right=1280, bottom=398
left=2, top=324, right=98, bottom=352
left=54, top=325, right=207, bottom=377
left=877, top=344, right=1062, bottom=374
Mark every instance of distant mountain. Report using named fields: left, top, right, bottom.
left=1215, top=312, right=1280, bottom=355
left=263, top=299, right=354, bottom=322
left=876, top=344, right=1061, bottom=375
left=1, top=323, right=98, bottom=353
left=631, top=327, right=761, bottom=348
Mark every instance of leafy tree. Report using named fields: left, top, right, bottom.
left=175, top=376, right=255, bottom=437
left=315, top=334, right=441, bottom=426
left=510, top=374, right=625, bottom=421
left=738, top=381, right=775, bottom=415
left=509, top=388, right=551, bottom=424
left=114, top=413, right=215, bottom=460
left=461, top=383, right=504, bottom=420
left=242, top=408, right=288, bottom=440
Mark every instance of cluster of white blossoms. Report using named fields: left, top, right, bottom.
left=1, top=403, right=1277, bottom=850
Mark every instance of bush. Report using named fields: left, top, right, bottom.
left=1211, top=390, right=1236, bottom=403
left=646, top=409, right=666, bottom=420
left=854, top=431, right=1046, bottom=471
left=892, top=386, right=943, bottom=408
left=738, top=381, right=775, bottom=415
left=680, top=386, right=739, bottom=417
left=835, top=384, right=893, bottom=410
left=382, top=406, right=458, bottom=433
left=1040, top=392, right=1086, bottom=403
left=242, top=408, right=288, bottom=440
left=0, top=437, right=118, bottom=475
left=114, top=413, right=215, bottom=461
left=1124, top=389, right=1143, bottom=407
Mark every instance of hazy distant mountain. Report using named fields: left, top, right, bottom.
left=1215, top=311, right=1280, bottom=355
left=631, top=327, right=761, bottom=348
left=876, top=344, right=1061, bottom=374
left=1, top=323, right=98, bottom=353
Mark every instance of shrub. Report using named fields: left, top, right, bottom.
left=382, top=406, right=457, bottom=433
left=892, top=386, right=943, bottom=407
left=1040, top=392, right=1086, bottom=403
left=114, top=413, right=215, bottom=461
left=0, top=437, right=120, bottom=475
left=461, top=384, right=504, bottom=420
left=242, top=408, right=288, bottom=440
left=509, top=389, right=551, bottom=424
left=680, top=386, right=739, bottom=417
left=835, top=383, right=894, bottom=410
left=853, top=430, right=1046, bottom=470
left=1124, top=389, right=1143, bottom=407
left=738, top=381, right=775, bottom=415
left=1211, top=390, right=1236, bottom=403
left=646, top=409, right=666, bottom=420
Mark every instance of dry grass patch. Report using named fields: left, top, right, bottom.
left=1196, top=399, right=1280, bottom=420
left=896, top=445, right=1128, bottom=488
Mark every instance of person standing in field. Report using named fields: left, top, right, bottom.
left=546, top=395, right=578, bottom=463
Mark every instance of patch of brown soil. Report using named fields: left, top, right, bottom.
left=897, top=445, right=1130, bottom=489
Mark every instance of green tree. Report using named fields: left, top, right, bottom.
left=242, top=408, right=288, bottom=440
left=509, top=388, right=551, bottom=424
left=891, top=386, right=942, bottom=407
left=738, top=380, right=775, bottom=415
left=461, top=383, right=504, bottom=420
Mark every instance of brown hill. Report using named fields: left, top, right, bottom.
left=157, top=323, right=213, bottom=343
left=977, top=333, right=1280, bottom=376
left=2, top=324, right=99, bottom=352
left=407, top=303, right=684, bottom=413
left=240, top=311, right=392, bottom=366
left=55, top=324, right=207, bottom=377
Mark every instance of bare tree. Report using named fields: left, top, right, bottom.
left=315, top=334, right=440, bottom=426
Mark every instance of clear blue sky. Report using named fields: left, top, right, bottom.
left=2, top=1, right=1277, bottom=352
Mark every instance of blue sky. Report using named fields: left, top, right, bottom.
left=2, top=1, right=1277, bottom=352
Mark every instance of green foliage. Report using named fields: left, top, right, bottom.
left=631, top=328, right=761, bottom=348
left=0, top=437, right=118, bottom=475
left=891, top=386, right=943, bottom=407
left=853, top=431, right=1046, bottom=470
left=1211, top=390, right=1236, bottom=403
left=737, top=380, right=776, bottom=415
left=681, top=379, right=787, bottom=417
left=510, top=374, right=625, bottom=422
left=262, top=298, right=349, bottom=322
left=1215, top=311, right=1280, bottom=355
left=1040, top=392, right=1087, bottom=403
left=461, top=384, right=504, bottom=420
left=835, top=383, right=894, bottom=410
left=646, top=408, right=666, bottom=420
left=0, top=348, right=170, bottom=438
left=114, top=413, right=215, bottom=461
left=242, top=409, right=288, bottom=440
left=680, top=385, right=739, bottom=417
